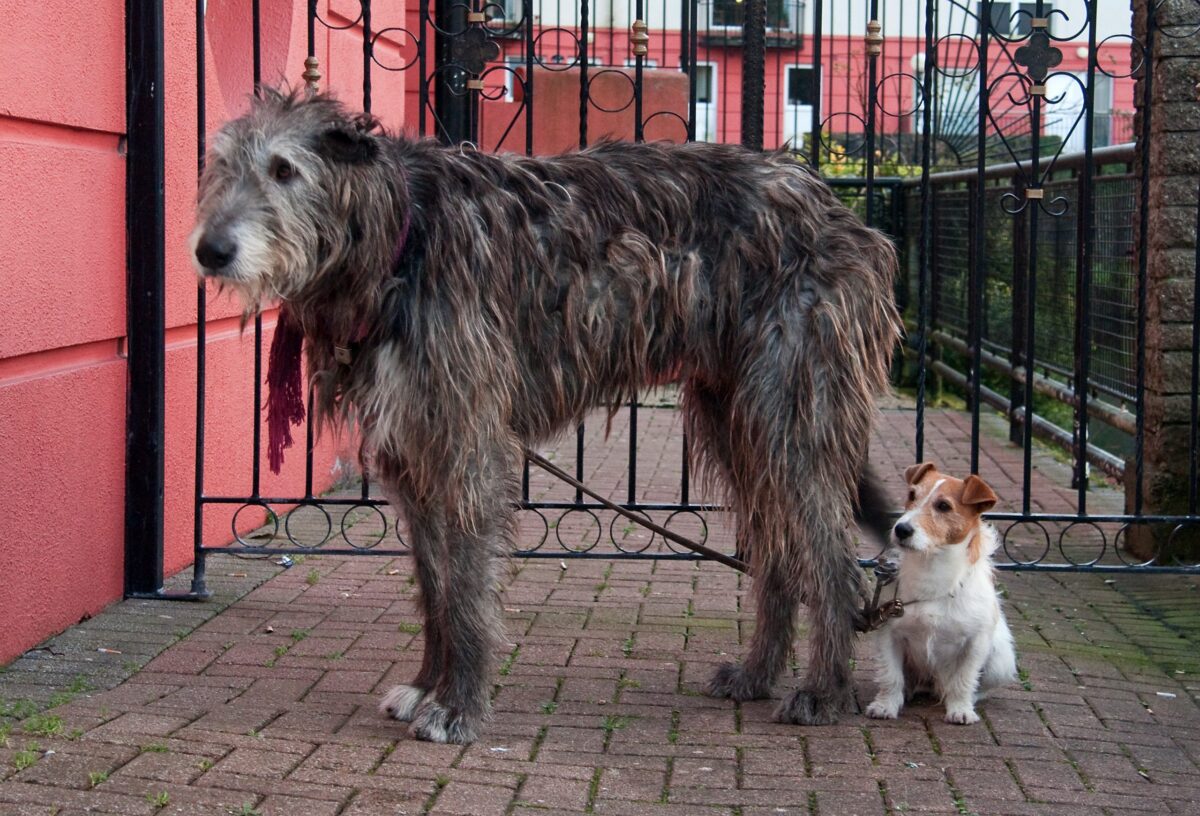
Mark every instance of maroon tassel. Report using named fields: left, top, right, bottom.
left=267, top=307, right=306, bottom=474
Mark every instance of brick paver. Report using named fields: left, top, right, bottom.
left=3, top=403, right=1200, bottom=814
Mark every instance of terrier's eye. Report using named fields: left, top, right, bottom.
left=271, top=158, right=296, bottom=183
left=907, top=489, right=916, bottom=503
left=935, top=500, right=952, bottom=513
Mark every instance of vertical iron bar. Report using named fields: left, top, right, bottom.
left=419, top=0, right=429, bottom=135
left=970, top=0, right=990, bottom=475
left=1072, top=2, right=1099, bottom=510
left=1022, top=5, right=1043, bottom=516
left=741, top=0, right=765, bottom=150
left=810, top=0, right=823, bottom=170
left=575, top=425, right=585, bottom=504
left=125, top=0, right=166, bottom=596
left=363, top=0, right=372, bottom=112
left=914, top=0, right=933, bottom=461
left=863, top=0, right=880, bottom=226
left=191, top=0, right=210, bottom=598
left=1010, top=175, right=1028, bottom=446
left=1190, top=174, right=1200, bottom=515
left=524, top=0, right=534, bottom=156
left=250, top=0, right=263, bottom=498
left=634, top=0, right=645, bottom=141
left=580, top=0, right=589, bottom=148
left=435, top=0, right=470, bottom=143
left=1134, top=5, right=1154, bottom=516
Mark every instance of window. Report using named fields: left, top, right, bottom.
left=695, top=64, right=714, bottom=106
left=712, top=0, right=799, bottom=32
left=977, top=2, right=1011, bottom=35
left=787, top=66, right=815, bottom=107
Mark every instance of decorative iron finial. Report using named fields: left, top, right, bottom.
left=865, top=20, right=883, bottom=58
left=631, top=20, right=649, bottom=57
left=303, top=56, right=322, bottom=93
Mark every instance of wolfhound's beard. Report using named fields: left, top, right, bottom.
left=191, top=87, right=901, bottom=744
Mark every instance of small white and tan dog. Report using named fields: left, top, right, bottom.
left=865, top=462, right=1017, bottom=725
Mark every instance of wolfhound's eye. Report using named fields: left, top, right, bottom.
left=934, top=500, right=952, bottom=513
left=271, top=158, right=297, bottom=183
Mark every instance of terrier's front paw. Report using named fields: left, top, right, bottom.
left=944, top=706, right=980, bottom=725
left=704, top=662, right=772, bottom=701
left=380, top=684, right=428, bottom=722
left=409, top=698, right=481, bottom=744
left=865, top=698, right=901, bottom=720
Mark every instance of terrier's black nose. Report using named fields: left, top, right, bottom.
left=894, top=522, right=914, bottom=540
left=196, top=233, right=237, bottom=271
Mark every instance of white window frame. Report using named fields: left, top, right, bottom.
left=782, top=63, right=817, bottom=150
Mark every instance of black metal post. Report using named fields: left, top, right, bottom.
left=741, top=0, right=765, bottom=150
left=435, top=0, right=470, bottom=143
left=124, top=0, right=166, bottom=598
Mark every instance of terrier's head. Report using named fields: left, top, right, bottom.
left=891, top=463, right=998, bottom=563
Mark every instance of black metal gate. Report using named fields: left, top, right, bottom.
left=162, top=0, right=1200, bottom=598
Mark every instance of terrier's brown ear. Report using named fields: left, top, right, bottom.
left=961, top=475, right=998, bottom=513
left=904, top=462, right=936, bottom=486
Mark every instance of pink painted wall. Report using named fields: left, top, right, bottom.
left=0, top=0, right=406, bottom=665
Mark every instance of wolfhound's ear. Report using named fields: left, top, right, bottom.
left=960, top=475, right=997, bottom=513
left=317, top=122, right=379, bottom=165
left=903, top=462, right=935, bottom=485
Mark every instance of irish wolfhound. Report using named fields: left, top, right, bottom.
left=192, top=89, right=900, bottom=744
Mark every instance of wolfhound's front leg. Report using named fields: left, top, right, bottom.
left=774, top=496, right=862, bottom=725
left=706, top=539, right=800, bottom=701
left=379, top=485, right=448, bottom=725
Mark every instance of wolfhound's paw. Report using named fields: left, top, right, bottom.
left=705, top=662, right=772, bottom=701
left=380, top=684, right=428, bottom=722
left=865, top=698, right=901, bottom=720
left=409, top=699, right=480, bottom=745
left=774, top=688, right=849, bottom=726
left=943, top=706, right=980, bottom=725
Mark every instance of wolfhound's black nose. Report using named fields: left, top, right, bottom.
left=196, top=233, right=237, bottom=271
left=893, top=522, right=913, bottom=540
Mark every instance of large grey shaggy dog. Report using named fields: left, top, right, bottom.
left=192, top=89, right=900, bottom=744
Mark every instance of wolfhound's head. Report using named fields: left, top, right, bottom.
left=190, top=88, right=399, bottom=311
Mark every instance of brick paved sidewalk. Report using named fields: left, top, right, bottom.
left=3, top=406, right=1200, bottom=815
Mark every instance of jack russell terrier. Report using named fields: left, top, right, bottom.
left=865, top=462, right=1017, bottom=724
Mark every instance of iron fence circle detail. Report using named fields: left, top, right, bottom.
left=1057, top=521, right=1108, bottom=567
left=479, top=2, right=526, bottom=37
left=532, top=29, right=581, bottom=71
left=1095, top=35, right=1146, bottom=79
left=1167, top=523, right=1200, bottom=568
left=662, top=510, right=710, bottom=555
left=232, top=501, right=279, bottom=551
left=874, top=72, right=925, bottom=118
left=1114, top=523, right=1158, bottom=567
left=933, top=33, right=981, bottom=78
left=341, top=502, right=389, bottom=550
left=369, top=28, right=422, bottom=72
left=641, top=111, right=690, bottom=143
left=608, top=510, right=657, bottom=554
left=554, top=509, right=602, bottom=553
left=1000, top=520, right=1051, bottom=566
left=586, top=70, right=636, bottom=113
left=314, top=7, right=363, bottom=31
left=284, top=502, right=333, bottom=549
left=516, top=508, right=551, bottom=552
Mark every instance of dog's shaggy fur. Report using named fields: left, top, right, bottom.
left=192, top=89, right=901, bottom=743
